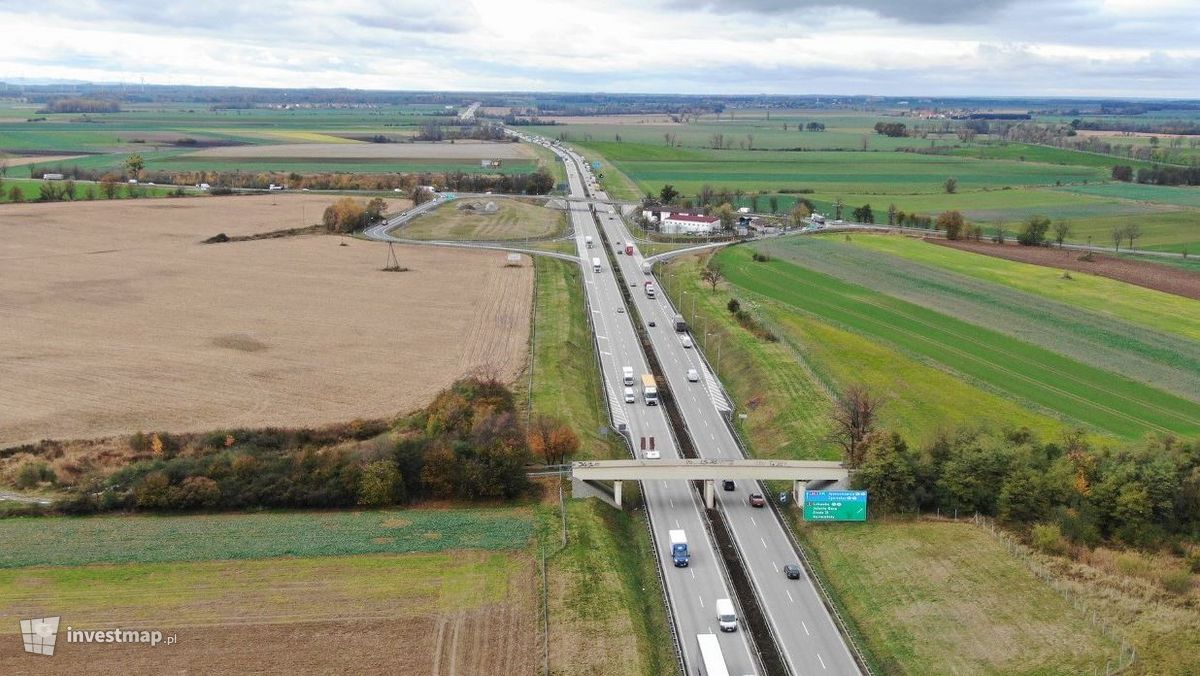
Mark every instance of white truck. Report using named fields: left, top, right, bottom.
left=644, top=282, right=656, bottom=298
left=592, top=257, right=602, bottom=272
left=642, top=261, right=652, bottom=275
left=716, top=598, right=738, bottom=632
left=622, top=366, right=635, bottom=386
left=641, top=373, right=658, bottom=405
left=585, top=235, right=594, bottom=248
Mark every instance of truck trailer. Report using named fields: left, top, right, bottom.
left=585, top=235, right=594, bottom=248
left=673, top=314, right=687, bottom=332
left=641, top=373, right=658, bottom=405
left=668, top=529, right=689, bottom=567
left=592, top=257, right=602, bottom=272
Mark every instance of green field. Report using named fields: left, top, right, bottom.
left=758, top=236, right=1200, bottom=402
left=664, top=255, right=1061, bottom=455
left=714, top=245, right=1200, bottom=438
left=848, top=235, right=1200, bottom=342
left=0, top=508, right=535, bottom=567
left=803, top=519, right=1118, bottom=675
left=402, top=197, right=566, bottom=241
left=0, top=177, right=182, bottom=203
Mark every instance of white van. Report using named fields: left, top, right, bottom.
left=624, top=387, right=636, bottom=403
left=622, top=366, right=635, bottom=386
left=681, top=335, right=693, bottom=348
left=716, top=598, right=738, bottom=632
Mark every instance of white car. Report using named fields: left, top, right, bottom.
left=681, top=335, right=693, bottom=348
left=644, top=449, right=661, bottom=460
left=624, top=387, right=636, bottom=403
left=687, top=368, right=700, bottom=382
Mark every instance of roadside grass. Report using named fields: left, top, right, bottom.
left=1058, top=181, right=1200, bottom=208
left=402, top=198, right=567, bottom=241
left=0, top=508, right=535, bottom=568
left=801, top=518, right=1119, bottom=675
left=714, top=245, right=1200, bottom=438
left=848, top=234, right=1200, bottom=342
left=0, top=550, right=525, bottom=627
left=527, top=257, right=625, bottom=461
left=758, top=236, right=1200, bottom=403
left=545, top=498, right=679, bottom=676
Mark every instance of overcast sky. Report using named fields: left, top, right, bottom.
left=1, top=0, right=1197, bottom=97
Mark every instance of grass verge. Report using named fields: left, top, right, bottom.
left=801, top=518, right=1119, bottom=675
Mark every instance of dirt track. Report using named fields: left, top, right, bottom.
left=0, top=195, right=532, bottom=446
left=932, top=239, right=1200, bottom=300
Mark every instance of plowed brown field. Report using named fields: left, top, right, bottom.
left=0, top=195, right=532, bottom=446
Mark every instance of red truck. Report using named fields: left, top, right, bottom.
left=625, top=244, right=635, bottom=256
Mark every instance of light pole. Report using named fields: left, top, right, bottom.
left=708, top=332, right=721, bottom=371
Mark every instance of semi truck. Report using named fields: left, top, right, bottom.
left=696, top=634, right=729, bottom=676
left=673, top=314, right=687, bottom=332
left=641, top=373, right=658, bottom=405
left=585, top=235, right=594, bottom=248
left=669, top=529, right=689, bottom=567
left=592, top=257, right=602, bottom=272
left=644, top=281, right=656, bottom=298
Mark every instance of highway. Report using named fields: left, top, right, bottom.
left=536, top=136, right=765, bottom=674
left=563, top=145, right=862, bottom=675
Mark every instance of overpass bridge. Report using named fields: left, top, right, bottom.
left=572, top=459, right=849, bottom=509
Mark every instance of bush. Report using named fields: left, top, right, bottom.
left=1158, top=568, right=1193, bottom=595
left=1017, top=216, right=1051, bottom=246
left=1031, top=522, right=1070, bottom=556
left=935, top=210, right=966, bottom=240
left=727, top=298, right=741, bottom=314
left=358, top=459, right=404, bottom=507
left=15, top=461, right=55, bottom=489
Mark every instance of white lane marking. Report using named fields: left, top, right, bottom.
left=674, top=520, right=680, bottom=528
left=786, top=589, right=794, bottom=602
left=698, top=596, right=705, bottom=608
left=669, top=498, right=675, bottom=508
left=691, top=569, right=696, bottom=579
left=761, top=537, right=767, bottom=549
left=818, top=653, right=827, bottom=670
left=772, top=560, right=777, bottom=571
left=750, top=516, right=757, bottom=526
left=803, top=621, right=810, bottom=636
left=599, top=351, right=611, bottom=356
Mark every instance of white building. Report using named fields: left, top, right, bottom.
left=660, top=212, right=721, bottom=235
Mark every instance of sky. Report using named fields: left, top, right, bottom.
left=1, top=0, right=1198, bottom=97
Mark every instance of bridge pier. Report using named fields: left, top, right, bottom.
left=704, top=479, right=715, bottom=509
left=794, top=480, right=807, bottom=506
left=614, top=480, right=623, bottom=509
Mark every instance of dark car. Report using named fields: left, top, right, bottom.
left=748, top=493, right=766, bottom=508
left=784, top=564, right=802, bottom=579
left=722, top=480, right=735, bottom=491
left=648, top=320, right=656, bottom=327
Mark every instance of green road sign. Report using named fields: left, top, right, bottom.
left=804, top=490, right=868, bottom=522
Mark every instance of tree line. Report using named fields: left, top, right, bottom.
left=38, top=377, right=577, bottom=514
left=36, top=97, right=121, bottom=114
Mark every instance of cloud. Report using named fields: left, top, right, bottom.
left=676, top=0, right=1021, bottom=24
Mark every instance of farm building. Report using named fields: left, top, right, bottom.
left=660, top=212, right=721, bottom=235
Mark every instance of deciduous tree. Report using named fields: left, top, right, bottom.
left=831, top=384, right=881, bottom=468
left=935, top=210, right=966, bottom=240
left=700, top=262, right=724, bottom=292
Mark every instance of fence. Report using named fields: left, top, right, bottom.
left=971, top=515, right=1138, bottom=675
